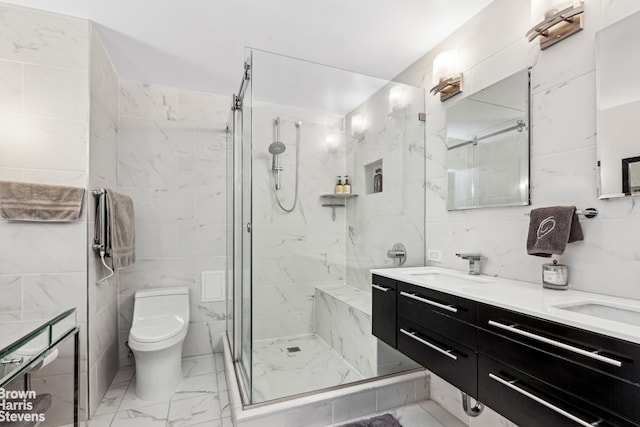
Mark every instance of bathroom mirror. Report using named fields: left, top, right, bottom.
left=445, top=68, right=530, bottom=210
left=596, top=10, right=640, bottom=198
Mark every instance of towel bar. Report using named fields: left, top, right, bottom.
left=525, top=207, right=598, bottom=219
left=92, top=189, right=106, bottom=252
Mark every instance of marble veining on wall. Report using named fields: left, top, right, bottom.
left=117, top=80, right=230, bottom=363
left=88, top=24, right=120, bottom=416
left=0, top=3, right=90, bottom=423
left=346, top=83, right=426, bottom=292
left=251, top=103, right=347, bottom=340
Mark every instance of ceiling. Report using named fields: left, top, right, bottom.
left=3, top=0, right=493, bottom=102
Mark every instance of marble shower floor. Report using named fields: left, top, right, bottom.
left=88, top=354, right=232, bottom=427
left=251, top=334, right=364, bottom=403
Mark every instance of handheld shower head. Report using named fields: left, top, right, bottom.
left=268, top=141, right=286, bottom=155
left=268, top=141, right=286, bottom=175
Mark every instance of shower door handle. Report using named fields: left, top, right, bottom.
left=246, top=223, right=251, bottom=233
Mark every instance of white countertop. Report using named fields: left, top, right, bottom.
left=371, top=266, right=640, bottom=345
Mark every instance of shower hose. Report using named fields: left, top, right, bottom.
left=273, top=121, right=301, bottom=213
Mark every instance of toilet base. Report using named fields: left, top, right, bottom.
left=131, top=342, right=184, bottom=401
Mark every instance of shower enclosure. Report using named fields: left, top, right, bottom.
left=226, top=49, right=426, bottom=405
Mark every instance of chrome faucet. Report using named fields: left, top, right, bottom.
left=456, top=253, right=483, bottom=275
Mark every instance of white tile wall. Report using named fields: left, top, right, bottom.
left=88, top=24, right=120, bottom=415
left=0, top=3, right=90, bottom=423
left=251, top=102, right=348, bottom=340
left=0, top=60, right=22, bottom=114
left=345, top=83, right=426, bottom=292
left=117, top=81, right=230, bottom=358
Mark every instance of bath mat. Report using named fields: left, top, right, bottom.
left=339, top=413, right=402, bottom=427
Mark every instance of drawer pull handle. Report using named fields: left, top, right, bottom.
left=489, top=373, right=596, bottom=427
left=400, top=328, right=458, bottom=360
left=372, top=284, right=390, bottom=292
left=0, top=357, right=23, bottom=365
left=488, top=320, right=622, bottom=368
left=400, top=291, right=458, bottom=313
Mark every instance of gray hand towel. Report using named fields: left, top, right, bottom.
left=105, top=189, right=136, bottom=269
left=339, top=414, right=402, bottom=427
left=0, top=181, right=85, bottom=222
left=527, top=206, right=583, bottom=257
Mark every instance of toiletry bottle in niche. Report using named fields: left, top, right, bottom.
left=335, top=176, right=344, bottom=194
left=373, top=168, right=383, bottom=193
left=343, top=175, right=351, bottom=194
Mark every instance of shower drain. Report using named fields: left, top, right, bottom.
left=286, top=346, right=301, bottom=353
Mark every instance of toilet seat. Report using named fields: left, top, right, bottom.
left=129, top=315, right=186, bottom=343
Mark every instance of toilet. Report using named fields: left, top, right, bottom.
left=128, top=287, right=190, bottom=401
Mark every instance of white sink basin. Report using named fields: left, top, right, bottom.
left=406, top=270, right=492, bottom=285
left=553, top=300, right=640, bottom=327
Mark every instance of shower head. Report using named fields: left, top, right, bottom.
left=268, top=141, right=286, bottom=155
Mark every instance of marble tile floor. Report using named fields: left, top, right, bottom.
left=251, top=333, right=364, bottom=403
left=89, top=352, right=467, bottom=427
left=88, top=353, right=232, bottom=427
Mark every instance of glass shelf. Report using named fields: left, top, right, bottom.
left=320, top=193, right=358, bottom=199
left=320, top=194, right=358, bottom=221
left=0, top=308, right=77, bottom=387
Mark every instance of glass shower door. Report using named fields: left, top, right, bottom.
left=229, top=55, right=253, bottom=403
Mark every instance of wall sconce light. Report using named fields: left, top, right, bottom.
left=325, top=134, right=340, bottom=151
left=389, top=85, right=408, bottom=112
left=351, top=114, right=365, bottom=134
left=527, top=0, right=584, bottom=50
left=430, top=50, right=462, bottom=102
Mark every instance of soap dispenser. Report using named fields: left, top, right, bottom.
left=542, top=259, right=569, bottom=290
left=335, top=176, right=344, bottom=194
left=343, top=175, right=351, bottom=194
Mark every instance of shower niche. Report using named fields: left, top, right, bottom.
left=365, top=159, right=383, bottom=194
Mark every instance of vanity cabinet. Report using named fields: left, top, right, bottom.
left=371, top=271, right=640, bottom=427
left=372, top=274, right=397, bottom=348
left=479, top=304, right=640, bottom=426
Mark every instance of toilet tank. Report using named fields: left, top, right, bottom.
left=133, top=287, right=190, bottom=322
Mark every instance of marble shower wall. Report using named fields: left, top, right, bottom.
left=391, top=0, right=640, bottom=425
left=116, top=81, right=230, bottom=362
left=345, top=84, right=426, bottom=291
left=251, top=102, right=347, bottom=340
left=88, top=25, right=120, bottom=414
left=0, top=2, right=89, bottom=424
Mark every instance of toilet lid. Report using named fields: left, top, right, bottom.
left=130, top=316, right=186, bottom=343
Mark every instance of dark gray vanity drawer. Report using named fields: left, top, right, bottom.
left=397, top=282, right=478, bottom=349
left=397, top=318, right=477, bottom=398
left=480, top=327, right=640, bottom=423
left=478, top=355, right=636, bottom=427
left=372, top=275, right=397, bottom=348
left=480, top=303, right=640, bottom=384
